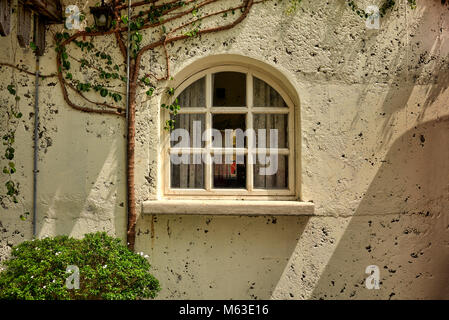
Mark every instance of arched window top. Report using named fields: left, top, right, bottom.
left=177, top=72, right=288, bottom=109
left=173, top=64, right=295, bottom=110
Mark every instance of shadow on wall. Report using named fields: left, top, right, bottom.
left=310, top=115, right=449, bottom=299
left=35, top=113, right=127, bottom=241
left=136, top=214, right=309, bottom=299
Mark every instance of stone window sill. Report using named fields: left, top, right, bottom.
left=142, top=200, right=315, bottom=216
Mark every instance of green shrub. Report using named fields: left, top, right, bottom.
left=0, top=232, right=160, bottom=300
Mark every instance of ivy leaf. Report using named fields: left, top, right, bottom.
left=7, top=85, right=16, bottom=95
left=112, top=94, right=122, bottom=102
left=62, top=60, right=71, bottom=70
left=100, top=88, right=108, bottom=97
left=146, top=88, right=154, bottom=96
left=30, top=42, right=37, bottom=52
left=5, top=147, right=15, bottom=160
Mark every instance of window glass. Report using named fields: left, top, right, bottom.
left=177, top=77, right=206, bottom=108
left=253, top=77, right=287, bottom=108
left=213, top=72, right=246, bottom=107
left=254, top=114, right=288, bottom=149
left=170, top=113, right=206, bottom=148
left=213, top=154, right=246, bottom=189
left=171, top=154, right=204, bottom=189
left=254, top=155, right=288, bottom=189
left=212, top=114, right=246, bottom=148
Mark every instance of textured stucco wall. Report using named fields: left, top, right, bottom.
left=1, top=0, right=448, bottom=299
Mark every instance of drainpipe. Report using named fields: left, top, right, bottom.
left=32, top=54, right=39, bottom=238
left=125, top=0, right=131, bottom=243
left=32, top=14, right=40, bottom=238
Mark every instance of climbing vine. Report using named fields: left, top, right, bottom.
left=2, top=84, right=22, bottom=206
left=0, top=0, right=421, bottom=248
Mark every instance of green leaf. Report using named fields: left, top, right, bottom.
left=100, top=88, right=108, bottom=97
left=112, top=94, right=122, bottom=102
left=5, top=147, right=15, bottom=160
left=62, top=60, right=71, bottom=70
left=7, top=85, right=16, bottom=95
left=30, top=41, right=37, bottom=51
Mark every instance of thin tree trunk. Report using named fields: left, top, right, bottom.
left=127, top=66, right=137, bottom=251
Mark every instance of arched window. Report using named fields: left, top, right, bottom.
left=161, top=65, right=296, bottom=199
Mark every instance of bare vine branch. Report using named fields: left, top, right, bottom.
left=0, top=62, right=57, bottom=78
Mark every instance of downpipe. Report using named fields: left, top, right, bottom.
left=32, top=55, right=39, bottom=237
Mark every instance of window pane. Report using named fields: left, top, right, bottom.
left=254, top=114, right=288, bottom=148
left=254, top=155, right=288, bottom=189
left=170, top=113, right=206, bottom=148
left=213, top=72, right=246, bottom=107
left=212, top=114, right=246, bottom=148
left=213, top=154, right=246, bottom=189
left=253, top=77, right=287, bottom=108
left=177, top=77, right=206, bottom=108
left=171, top=154, right=204, bottom=189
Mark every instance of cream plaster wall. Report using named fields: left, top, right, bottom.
left=0, top=0, right=448, bottom=299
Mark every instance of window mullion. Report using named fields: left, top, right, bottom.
left=205, top=73, right=212, bottom=191
left=288, top=100, right=295, bottom=193
left=247, top=72, right=254, bottom=192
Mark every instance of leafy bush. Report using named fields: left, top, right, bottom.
left=0, top=232, right=160, bottom=300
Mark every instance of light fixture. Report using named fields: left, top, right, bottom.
left=90, top=0, right=113, bottom=31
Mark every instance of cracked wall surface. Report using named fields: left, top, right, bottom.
left=1, top=0, right=448, bottom=299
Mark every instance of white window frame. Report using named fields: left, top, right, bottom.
left=160, top=65, right=298, bottom=201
